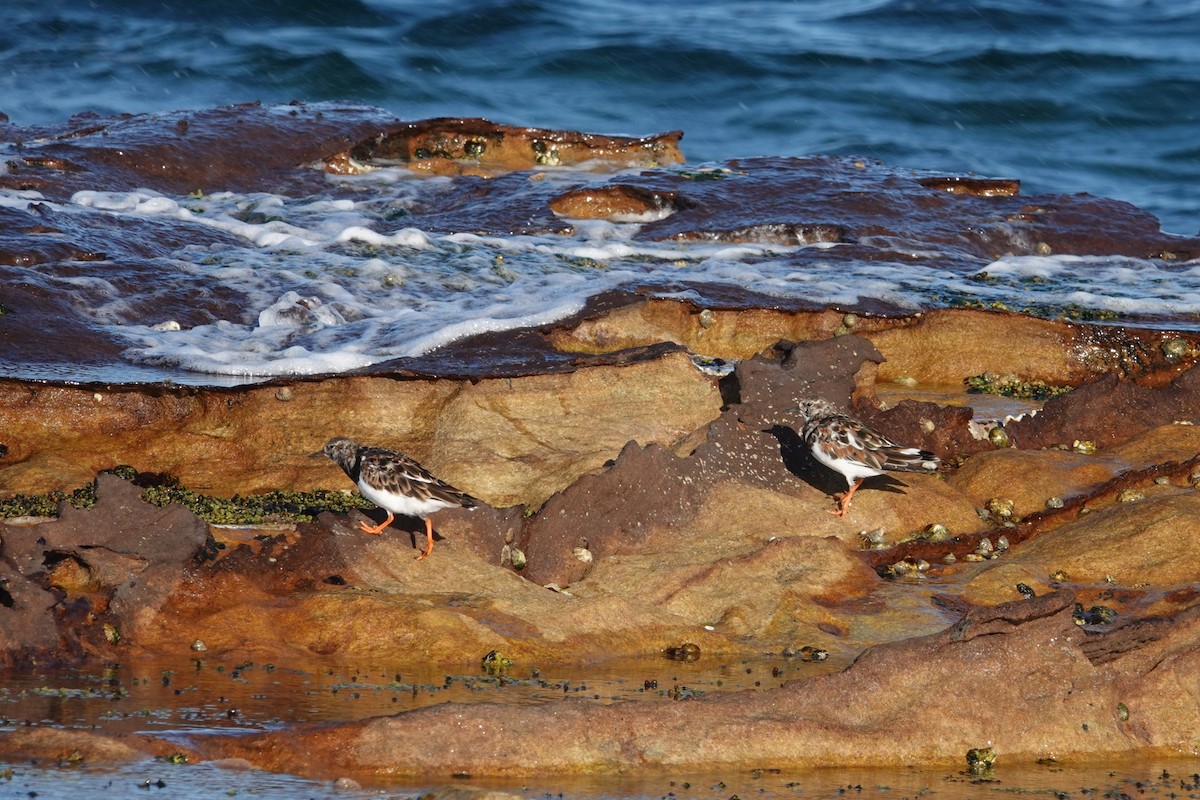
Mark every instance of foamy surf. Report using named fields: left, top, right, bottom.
left=5, top=165, right=1198, bottom=381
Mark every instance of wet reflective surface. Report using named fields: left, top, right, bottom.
left=3, top=654, right=1200, bottom=800
left=0, top=652, right=841, bottom=735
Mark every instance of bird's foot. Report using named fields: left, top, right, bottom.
left=827, top=494, right=851, bottom=517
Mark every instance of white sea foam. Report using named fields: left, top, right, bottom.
left=0, top=189, right=48, bottom=208
left=29, top=177, right=1200, bottom=379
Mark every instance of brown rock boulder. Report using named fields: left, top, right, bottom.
left=1007, top=367, right=1200, bottom=450
left=0, top=346, right=721, bottom=507
left=345, top=117, right=684, bottom=174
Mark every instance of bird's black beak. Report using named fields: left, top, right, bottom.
left=309, top=449, right=326, bottom=459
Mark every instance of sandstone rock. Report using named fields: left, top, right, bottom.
left=5, top=593, right=1195, bottom=778
left=0, top=344, right=1198, bottom=783
left=519, top=337, right=982, bottom=588
left=0, top=346, right=721, bottom=507
left=345, top=117, right=684, bottom=174
left=996, top=491, right=1200, bottom=587
left=948, top=448, right=1117, bottom=516
left=548, top=299, right=847, bottom=360
left=949, top=422, right=1200, bottom=518
left=6, top=103, right=1200, bottom=786
left=131, top=528, right=737, bottom=665
left=548, top=184, right=685, bottom=220
left=0, top=728, right=153, bottom=764
left=550, top=300, right=1200, bottom=389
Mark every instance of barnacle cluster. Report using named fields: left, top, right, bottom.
left=966, top=371, right=1071, bottom=401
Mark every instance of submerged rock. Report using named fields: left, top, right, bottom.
left=174, top=592, right=1200, bottom=777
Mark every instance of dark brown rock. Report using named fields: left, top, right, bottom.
left=627, top=156, right=1200, bottom=261
left=0, top=102, right=401, bottom=200
left=856, top=399, right=981, bottom=458
left=734, top=335, right=884, bottom=425
left=520, top=441, right=698, bottom=586
left=1007, top=366, right=1200, bottom=450
left=1080, top=602, right=1200, bottom=667
left=519, top=336, right=974, bottom=587
left=523, top=337, right=888, bottom=587
left=0, top=559, right=62, bottom=664
left=1, top=473, right=208, bottom=660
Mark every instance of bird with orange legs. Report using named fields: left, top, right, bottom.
left=792, top=399, right=940, bottom=517
left=313, top=437, right=477, bottom=559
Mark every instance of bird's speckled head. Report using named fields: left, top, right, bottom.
left=793, top=398, right=839, bottom=421
left=311, top=436, right=361, bottom=472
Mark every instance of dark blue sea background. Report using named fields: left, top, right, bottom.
left=4, top=0, right=1198, bottom=235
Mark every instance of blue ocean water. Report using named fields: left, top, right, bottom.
left=3, top=0, right=1198, bottom=235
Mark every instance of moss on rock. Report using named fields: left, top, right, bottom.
left=0, top=469, right=372, bottom=526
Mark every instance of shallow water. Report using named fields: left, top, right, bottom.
left=0, top=652, right=832, bottom=733
left=3, top=654, right=1200, bottom=799
left=4, top=163, right=1200, bottom=384
left=4, top=747, right=1200, bottom=800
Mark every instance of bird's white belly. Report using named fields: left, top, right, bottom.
left=811, top=447, right=884, bottom=485
left=358, top=481, right=455, bottom=518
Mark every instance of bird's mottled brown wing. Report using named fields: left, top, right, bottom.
left=359, top=448, right=478, bottom=509
left=804, top=413, right=882, bottom=471
left=853, top=422, right=939, bottom=473
left=806, top=413, right=938, bottom=473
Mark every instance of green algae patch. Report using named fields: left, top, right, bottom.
left=0, top=468, right=372, bottom=526
left=965, top=371, right=1072, bottom=401
left=0, top=485, right=96, bottom=517
left=139, top=485, right=372, bottom=526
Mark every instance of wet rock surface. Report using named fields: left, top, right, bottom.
left=184, top=590, right=1198, bottom=778
left=3, top=104, right=1200, bottom=383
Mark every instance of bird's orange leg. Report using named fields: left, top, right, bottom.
left=416, top=517, right=435, bottom=560
left=359, top=511, right=394, bottom=535
left=829, top=478, right=865, bottom=518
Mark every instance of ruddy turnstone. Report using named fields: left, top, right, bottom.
left=792, top=399, right=939, bottom=517
left=312, top=437, right=478, bottom=560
